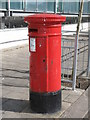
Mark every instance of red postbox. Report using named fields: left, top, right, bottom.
left=24, top=14, right=66, bottom=113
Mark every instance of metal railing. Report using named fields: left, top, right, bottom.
left=61, top=33, right=89, bottom=89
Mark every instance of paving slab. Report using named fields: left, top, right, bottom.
left=2, top=98, right=28, bottom=113
left=60, top=86, right=89, bottom=118
left=2, top=111, right=22, bottom=118
left=2, top=78, right=29, bottom=87
left=2, top=86, right=29, bottom=93
left=63, top=94, right=81, bottom=103
left=62, top=91, right=70, bottom=101
left=3, top=90, right=29, bottom=101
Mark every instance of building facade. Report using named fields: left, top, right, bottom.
left=0, top=0, right=89, bottom=29
left=0, top=0, right=89, bottom=17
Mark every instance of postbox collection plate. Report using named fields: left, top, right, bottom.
left=30, top=38, right=36, bottom=52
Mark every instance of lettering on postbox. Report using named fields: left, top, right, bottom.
left=30, top=38, right=36, bottom=52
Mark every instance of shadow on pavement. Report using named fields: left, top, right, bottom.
left=2, top=97, right=35, bottom=113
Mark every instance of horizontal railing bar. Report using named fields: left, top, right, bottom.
left=61, top=46, right=74, bottom=49
left=61, top=79, right=73, bottom=83
left=61, top=44, right=88, bottom=58
left=62, top=48, right=88, bottom=62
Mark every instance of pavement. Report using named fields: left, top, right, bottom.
left=0, top=45, right=89, bottom=119
left=0, top=22, right=89, bottom=50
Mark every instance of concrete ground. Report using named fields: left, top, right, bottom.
left=0, top=45, right=89, bottom=119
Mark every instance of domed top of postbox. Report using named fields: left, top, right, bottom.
left=24, top=14, right=66, bottom=25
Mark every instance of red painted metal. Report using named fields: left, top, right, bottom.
left=24, top=14, right=66, bottom=93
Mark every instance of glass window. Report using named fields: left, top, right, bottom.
left=62, top=0, right=80, bottom=14
left=63, top=1, right=69, bottom=13
left=26, top=0, right=36, bottom=11
left=69, top=2, right=79, bottom=13
left=0, top=0, right=6, bottom=9
left=83, top=1, right=88, bottom=14
left=10, top=0, right=23, bottom=10
left=88, top=1, right=90, bottom=14
left=37, top=0, right=46, bottom=12
left=57, top=0, right=62, bottom=13
left=47, top=0, right=54, bottom=12
left=0, top=0, right=2, bottom=9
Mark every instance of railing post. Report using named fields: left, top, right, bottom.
left=54, top=0, right=58, bottom=13
left=87, top=29, right=90, bottom=77
left=72, top=34, right=79, bottom=90
left=23, top=0, right=26, bottom=12
left=8, top=0, right=10, bottom=17
left=72, top=0, right=84, bottom=90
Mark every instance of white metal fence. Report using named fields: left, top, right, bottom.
left=61, top=31, right=89, bottom=89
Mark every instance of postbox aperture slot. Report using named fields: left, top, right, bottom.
left=29, top=29, right=38, bottom=32
left=43, top=59, right=45, bottom=62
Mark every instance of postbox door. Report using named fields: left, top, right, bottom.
left=30, top=37, right=47, bottom=92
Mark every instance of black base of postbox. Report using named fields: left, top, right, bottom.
left=30, top=90, right=62, bottom=113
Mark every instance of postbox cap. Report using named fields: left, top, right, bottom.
left=24, top=13, right=66, bottom=25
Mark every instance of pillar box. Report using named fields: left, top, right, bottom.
left=24, top=14, right=66, bottom=113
